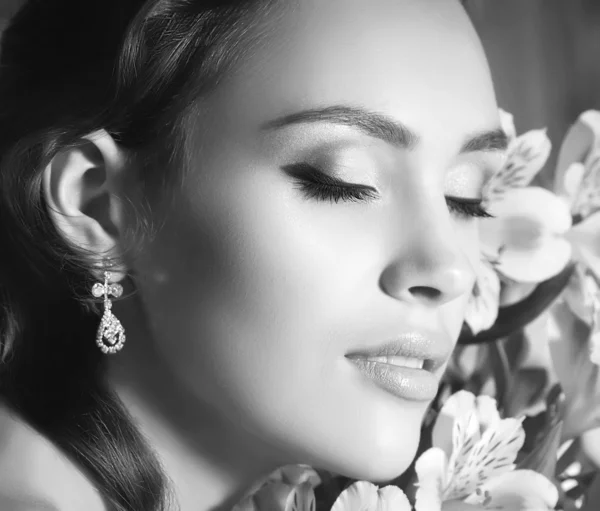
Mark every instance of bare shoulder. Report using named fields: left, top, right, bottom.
left=0, top=401, right=108, bottom=511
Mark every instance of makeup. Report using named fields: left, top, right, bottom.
left=345, top=332, right=451, bottom=402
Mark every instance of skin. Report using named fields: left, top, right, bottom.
left=45, top=0, right=506, bottom=509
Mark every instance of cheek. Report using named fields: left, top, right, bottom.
left=134, top=163, right=357, bottom=410
left=440, top=219, right=480, bottom=338
left=133, top=161, right=433, bottom=476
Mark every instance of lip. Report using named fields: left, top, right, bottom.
left=345, top=332, right=452, bottom=402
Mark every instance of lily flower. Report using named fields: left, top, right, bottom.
left=546, top=299, right=600, bottom=440
left=330, top=481, right=411, bottom=511
left=479, top=110, right=600, bottom=291
left=552, top=111, right=600, bottom=363
left=232, top=465, right=320, bottom=511
left=463, top=252, right=501, bottom=336
left=463, top=109, right=551, bottom=334
left=414, top=390, right=558, bottom=511
left=477, top=110, right=570, bottom=284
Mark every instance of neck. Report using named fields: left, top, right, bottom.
left=105, top=302, right=278, bottom=511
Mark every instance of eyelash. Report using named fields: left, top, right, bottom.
left=284, top=163, right=493, bottom=219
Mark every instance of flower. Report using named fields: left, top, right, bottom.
left=480, top=185, right=573, bottom=283
left=479, top=110, right=600, bottom=291
left=463, top=109, right=552, bottom=334
left=484, top=109, right=552, bottom=205
left=552, top=111, right=600, bottom=361
left=477, top=110, right=573, bottom=284
left=232, top=465, right=320, bottom=511
left=464, top=253, right=501, bottom=336
left=413, top=390, right=558, bottom=510
left=546, top=299, right=600, bottom=439
left=580, top=426, right=600, bottom=469
left=330, top=481, right=411, bottom=511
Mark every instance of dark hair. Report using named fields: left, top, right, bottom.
left=0, top=1, right=280, bottom=509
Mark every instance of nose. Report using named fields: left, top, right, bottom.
left=379, top=217, right=475, bottom=307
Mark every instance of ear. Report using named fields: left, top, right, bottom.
left=43, top=129, right=130, bottom=281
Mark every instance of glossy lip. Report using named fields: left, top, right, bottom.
left=345, top=331, right=452, bottom=373
left=345, top=331, right=453, bottom=402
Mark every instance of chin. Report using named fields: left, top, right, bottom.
left=314, top=421, right=422, bottom=483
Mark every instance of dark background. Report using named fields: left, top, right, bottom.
left=466, top=0, right=600, bottom=187
left=1, top=0, right=599, bottom=186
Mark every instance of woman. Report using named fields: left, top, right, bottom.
left=0, top=0, right=508, bottom=509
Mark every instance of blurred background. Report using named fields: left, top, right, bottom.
left=466, top=0, right=600, bottom=187
left=0, top=0, right=599, bottom=186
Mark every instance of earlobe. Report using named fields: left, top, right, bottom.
left=43, top=129, right=130, bottom=278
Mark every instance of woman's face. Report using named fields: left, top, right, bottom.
left=130, top=0, right=506, bottom=480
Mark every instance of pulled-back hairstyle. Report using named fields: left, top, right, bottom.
left=0, top=1, right=280, bottom=509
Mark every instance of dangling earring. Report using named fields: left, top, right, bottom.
left=92, top=260, right=125, bottom=354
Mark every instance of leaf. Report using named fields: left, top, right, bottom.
left=504, top=368, right=549, bottom=420
left=516, top=420, right=563, bottom=479
left=488, top=341, right=511, bottom=413
left=544, top=382, right=567, bottom=426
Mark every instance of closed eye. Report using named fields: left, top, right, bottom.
left=282, top=162, right=493, bottom=219
left=282, top=163, right=379, bottom=203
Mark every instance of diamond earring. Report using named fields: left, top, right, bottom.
left=92, top=261, right=125, bottom=355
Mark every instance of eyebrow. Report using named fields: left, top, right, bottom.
left=459, top=128, right=509, bottom=153
left=262, top=105, right=508, bottom=154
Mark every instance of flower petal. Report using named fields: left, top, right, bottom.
left=561, top=263, right=599, bottom=324
left=375, top=486, right=412, bottom=511
left=332, top=482, right=411, bottom=511
left=495, top=237, right=572, bottom=283
left=287, top=482, right=317, bottom=511
left=485, top=187, right=572, bottom=235
left=563, top=162, right=586, bottom=201
left=445, top=418, right=525, bottom=500
left=464, top=470, right=558, bottom=510
left=483, top=130, right=551, bottom=203
left=571, top=149, right=600, bottom=219
left=414, top=447, right=448, bottom=511
left=567, top=210, right=600, bottom=281
left=580, top=426, right=600, bottom=468
left=464, top=257, right=501, bottom=336
left=499, top=109, right=517, bottom=141
left=447, top=413, right=482, bottom=486
left=331, top=481, right=377, bottom=511
left=252, top=482, right=301, bottom=511
left=554, top=111, right=600, bottom=200
left=475, top=396, right=501, bottom=432
left=433, top=391, right=478, bottom=460
left=265, top=465, right=322, bottom=488
left=590, top=319, right=600, bottom=366
left=554, top=110, right=600, bottom=218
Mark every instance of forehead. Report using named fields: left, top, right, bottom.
left=204, top=0, right=498, bottom=150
